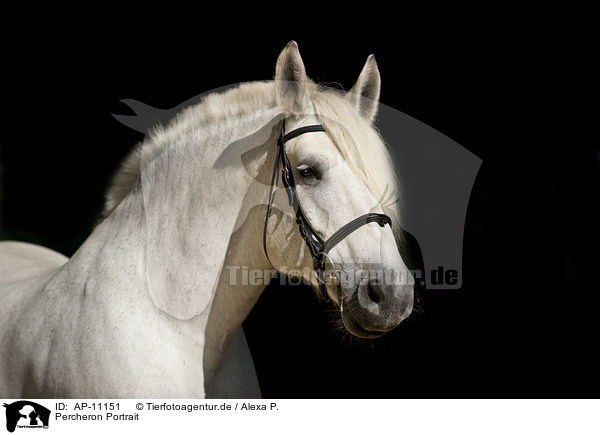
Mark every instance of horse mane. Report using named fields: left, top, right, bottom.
left=102, top=81, right=402, bottom=238
left=102, top=81, right=277, bottom=216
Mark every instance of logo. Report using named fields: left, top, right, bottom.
left=2, top=402, right=50, bottom=433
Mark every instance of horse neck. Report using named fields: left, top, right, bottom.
left=54, top=111, right=276, bottom=352
left=55, top=159, right=274, bottom=327
left=201, top=146, right=278, bottom=383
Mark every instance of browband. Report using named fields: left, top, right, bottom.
left=263, top=119, right=392, bottom=297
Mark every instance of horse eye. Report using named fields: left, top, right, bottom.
left=298, top=166, right=315, bottom=178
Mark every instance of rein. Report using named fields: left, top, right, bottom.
left=263, top=119, right=392, bottom=297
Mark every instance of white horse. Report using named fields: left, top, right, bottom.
left=0, top=42, right=413, bottom=398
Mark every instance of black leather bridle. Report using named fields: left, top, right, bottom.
left=263, top=119, right=392, bottom=297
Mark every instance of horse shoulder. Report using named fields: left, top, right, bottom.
left=0, top=241, right=68, bottom=285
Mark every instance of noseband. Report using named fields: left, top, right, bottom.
left=263, top=119, right=392, bottom=297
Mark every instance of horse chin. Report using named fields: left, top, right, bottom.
left=340, top=308, right=386, bottom=339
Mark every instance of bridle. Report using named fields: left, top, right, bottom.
left=263, top=119, right=392, bottom=297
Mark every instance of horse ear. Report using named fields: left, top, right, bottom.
left=347, top=54, right=381, bottom=122
left=275, top=41, right=309, bottom=114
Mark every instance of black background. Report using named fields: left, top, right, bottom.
left=1, top=14, right=597, bottom=397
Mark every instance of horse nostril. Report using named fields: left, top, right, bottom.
left=367, top=284, right=381, bottom=304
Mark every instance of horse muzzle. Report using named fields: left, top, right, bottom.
left=336, top=269, right=414, bottom=338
